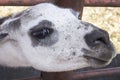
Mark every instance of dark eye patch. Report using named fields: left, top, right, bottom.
left=29, top=20, right=59, bottom=47
left=30, top=20, right=53, bottom=31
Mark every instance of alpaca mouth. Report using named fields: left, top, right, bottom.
left=84, top=55, right=109, bottom=64
left=83, top=54, right=110, bottom=68
left=82, top=48, right=113, bottom=67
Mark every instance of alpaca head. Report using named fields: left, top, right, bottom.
left=0, top=3, right=116, bottom=72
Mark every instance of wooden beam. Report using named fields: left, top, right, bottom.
left=0, top=0, right=119, bottom=7
left=85, top=0, right=120, bottom=7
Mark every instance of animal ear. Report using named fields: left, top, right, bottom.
left=0, top=15, right=10, bottom=25
left=0, top=33, right=8, bottom=40
left=0, top=16, right=10, bottom=39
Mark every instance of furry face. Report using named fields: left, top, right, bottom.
left=0, top=3, right=116, bottom=72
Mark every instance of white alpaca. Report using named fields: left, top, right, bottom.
left=0, top=3, right=116, bottom=72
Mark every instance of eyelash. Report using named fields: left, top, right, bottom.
left=31, top=27, right=53, bottom=39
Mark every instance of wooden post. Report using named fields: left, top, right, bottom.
left=55, top=0, right=85, bottom=19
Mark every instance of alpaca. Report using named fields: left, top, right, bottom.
left=0, top=3, right=116, bottom=72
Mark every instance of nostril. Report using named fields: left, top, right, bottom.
left=84, top=29, right=110, bottom=47
left=94, top=37, right=108, bottom=45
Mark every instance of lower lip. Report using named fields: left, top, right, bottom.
left=84, top=55, right=108, bottom=64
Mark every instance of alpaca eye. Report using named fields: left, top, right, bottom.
left=31, top=27, right=53, bottom=39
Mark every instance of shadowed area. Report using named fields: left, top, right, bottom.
left=0, top=54, right=119, bottom=80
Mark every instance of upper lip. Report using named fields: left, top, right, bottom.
left=82, top=48, right=110, bottom=62
left=83, top=54, right=109, bottom=63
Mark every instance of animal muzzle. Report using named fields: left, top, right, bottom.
left=83, top=28, right=116, bottom=67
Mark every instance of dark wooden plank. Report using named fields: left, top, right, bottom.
left=85, top=0, right=120, bottom=7
left=0, top=0, right=119, bottom=7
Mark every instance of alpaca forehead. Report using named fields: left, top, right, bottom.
left=20, top=3, right=78, bottom=25
left=28, top=3, right=75, bottom=17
